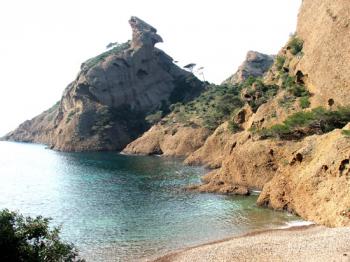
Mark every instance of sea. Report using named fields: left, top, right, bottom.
left=0, top=141, right=305, bottom=261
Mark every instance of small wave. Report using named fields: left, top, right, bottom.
left=250, top=190, right=261, bottom=195
left=280, top=220, right=315, bottom=229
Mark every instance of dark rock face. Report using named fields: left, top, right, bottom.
left=223, top=51, right=274, bottom=85
left=5, top=17, right=204, bottom=151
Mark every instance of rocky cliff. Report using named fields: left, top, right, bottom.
left=296, top=0, right=350, bottom=107
left=125, top=0, right=350, bottom=227
left=187, top=0, right=350, bottom=227
left=5, top=17, right=204, bottom=151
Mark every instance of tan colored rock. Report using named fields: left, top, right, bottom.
left=185, top=122, right=235, bottom=168
left=258, top=129, right=350, bottom=227
left=122, top=123, right=210, bottom=157
left=296, top=0, right=350, bottom=107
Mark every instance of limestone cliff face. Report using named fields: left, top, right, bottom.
left=257, top=127, right=350, bottom=226
left=223, top=51, right=274, bottom=85
left=295, top=0, right=350, bottom=107
left=5, top=17, right=204, bottom=151
left=184, top=0, right=350, bottom=227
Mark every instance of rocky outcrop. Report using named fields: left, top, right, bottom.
left=295, top=0, right=350, bottom=107
left=122, top=122, right=210, bottom=157
left=257, top=127, right=350, bottom=226
left=223, top=51, right=274, bottom=85
left=185, top=0, right=350, bottom=227
left=5, top=17, right=204, bottom=151
left=123, top=51, right=273, bottom=157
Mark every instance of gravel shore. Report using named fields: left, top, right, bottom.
left=152, top=225, right=350, bottom=262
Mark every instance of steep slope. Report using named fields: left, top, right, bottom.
left=122, top=51, right=274, bottom=156
left=185, top=0, right=350, bottom=227
left=5, top=17, right=204, bottom=151
left=296, top=0, right=350, bottom=107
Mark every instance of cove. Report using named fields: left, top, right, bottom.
left=0, top=141, right=302, bottom=261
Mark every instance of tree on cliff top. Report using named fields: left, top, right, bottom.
left=0, top=209, right=84, bottom=262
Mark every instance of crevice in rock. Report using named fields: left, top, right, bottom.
left=328, top=98, right=335, bottom=107
left=339, top=159, right=349, bottom=176
left=229, top=142, right=237, bottom=154
left=296, top=70, right=305, bottom=84
left=290, top=153, right=303, bottom=165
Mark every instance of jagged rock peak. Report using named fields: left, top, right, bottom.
left=223, top=51, right=274, bottom=85
left=129, top=16, right=163, bottom=49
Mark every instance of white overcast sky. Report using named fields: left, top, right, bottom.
left=0, top=0, right=301, bottom=136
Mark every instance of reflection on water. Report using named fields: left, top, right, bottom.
left=0, top=141, right=301, bottom=261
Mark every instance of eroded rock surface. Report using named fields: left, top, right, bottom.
left=296, top=0, right=350, bottom=107
left=5, top=17, right=204, bottom=151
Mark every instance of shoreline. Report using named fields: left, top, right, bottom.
left=151, top=225, right=350, bottom=262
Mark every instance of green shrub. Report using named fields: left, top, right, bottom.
left=245, top=79, right=279, bottom=112
left=300, top=96, right=310, bottom=109
left=288, top=35, right=304, bottom=56
left=258, top=107, right=350, bottom=139
left=278, top=95, right=295, bottom=109
left=0, top=209, right=84, bottom=262
left=227, top=120, right=241, bottom=134
left=145, top=111, right=163, bottom=124
left=82, top=41, right=131, bottom=70
left=243, top=76, right=256, bottom=87
left=168, top=83, right=244, bottom=130
left=275, top=55, right=286, bottom=71
left=288, top=84, right=309, bottom=97
left=342, top=130, right=350, bottom=137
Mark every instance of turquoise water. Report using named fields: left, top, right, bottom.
left=0, top=141, right=301, bottom=261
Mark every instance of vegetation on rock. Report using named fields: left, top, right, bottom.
left=287, top=34, right=304, bottom=56
left=257, top=107, right=350, bottom=139
left=82, top=41, right=131, bottom=70
left=166, top=76, right=280, bottom=131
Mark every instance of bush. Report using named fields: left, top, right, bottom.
left=342, top=130, right=350, bottom=137
left=288, top=84, right=309, bottom=97
left=288, top=35, right=303, bottom=56
left=227, top=120, right=241, bottom=134
left=258, top=107, right=350, bottom=139
left=0, top=209, right=84, bottom=262
left=275, top=55, right=286, bottom=71
left=82, top=41, right=130, bottom=70
left=145, top=111, right=163, bottom=124
left=169, top=83, right=244, bottom=131
left=245, top=79, right=279, bottom=112
left=300, top=96, right=310, bottom=109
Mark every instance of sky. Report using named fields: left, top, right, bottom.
left=0, top=0, right=301, bottom=136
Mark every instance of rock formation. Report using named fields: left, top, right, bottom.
left=185, top=0, right=350, bottom=226
left=296, top=0, right=350, bottom=107
left=4, top=17, right=204, bottom=151
left=5, top=0, right=350, bottom=227
left=222, top=51, right=274, bottom=85
left=125, top=0, right=350, bottom=227
left=122, top=51, right=273, bottom=156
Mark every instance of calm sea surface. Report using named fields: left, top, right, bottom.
left=0, top=141, right=302, bottom=261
